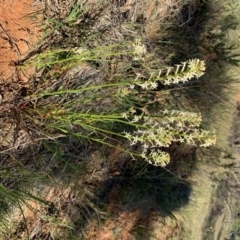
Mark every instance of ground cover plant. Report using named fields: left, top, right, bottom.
left=0, top=0, right=240, bottom=239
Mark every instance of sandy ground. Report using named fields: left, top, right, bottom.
left=0, top=0, right=43, bottom=81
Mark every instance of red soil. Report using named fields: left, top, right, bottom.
left=0, top=0, right=43, bottom=81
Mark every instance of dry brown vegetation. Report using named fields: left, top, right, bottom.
left=0, top=0, right=240, bottom=240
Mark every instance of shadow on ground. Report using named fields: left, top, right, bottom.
left=84, top=144, right=196, bottom=240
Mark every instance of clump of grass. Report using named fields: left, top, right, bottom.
left=0, top=184, right=50, bottom=235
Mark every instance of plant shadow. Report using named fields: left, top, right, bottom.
left=94, top=143, right=197, bottom=239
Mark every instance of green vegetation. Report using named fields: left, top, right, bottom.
left=1, top=0, right=240, bottom=239
left=26, top=51, right=214, bottom=167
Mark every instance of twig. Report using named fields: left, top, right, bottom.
left=0, top=22, right=21, bottom=58
left=231, top=171, right=240, bottom=186
left=0, top=134, right=65, bottom=154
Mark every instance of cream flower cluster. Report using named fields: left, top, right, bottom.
left=135, top=81, right=158, bottom=90
left=119, top=59, right=206, bottom=94
left=122, top=109, right=216, bottom=167
left=132, top=38, right=147, bottom=60
left=131, top=59, right=206, bottom=88
left=162, top=59, right=206, bottom=85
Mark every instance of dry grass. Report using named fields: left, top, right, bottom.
left=0, top=0, right=240, bottom=239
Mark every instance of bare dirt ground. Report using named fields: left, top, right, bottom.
left=0, top=0, right=43, bottom=81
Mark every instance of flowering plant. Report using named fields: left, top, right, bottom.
left=30, top=41, right=215, bottom=167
